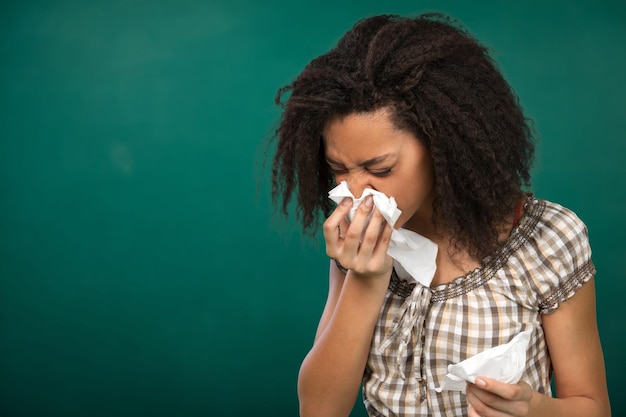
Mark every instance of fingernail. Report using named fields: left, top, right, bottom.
left=475, top=378, right=486, bottom=387
left=341, top=197, right=352, bottom=206
left=364, top=196, right=373, bottom=208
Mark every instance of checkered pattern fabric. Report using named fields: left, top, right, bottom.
left=362, top=196, right=595, bottom=416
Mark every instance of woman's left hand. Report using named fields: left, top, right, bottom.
left=466, top=377, right=534, bottom=417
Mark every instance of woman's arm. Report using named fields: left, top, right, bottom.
left=312, top=260, right=346, bottom=342
left=466, top=278, right=611, bottom=417
left=298, top=196, right=394, bottom=417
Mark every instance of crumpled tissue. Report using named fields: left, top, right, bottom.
left=328, top=181, right=438, bottom=287
left=435, top=330, right=532, bottom=393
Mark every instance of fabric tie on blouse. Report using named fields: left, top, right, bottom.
left=378, top=284, right=432, bottom=380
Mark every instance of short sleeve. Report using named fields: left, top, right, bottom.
left=523, top=201, right=596, bottom=314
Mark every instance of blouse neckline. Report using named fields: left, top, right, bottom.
left=389, top=194, right=546, bottom=302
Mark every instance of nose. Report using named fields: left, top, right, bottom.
left=346, top=173, right=373, bottom=199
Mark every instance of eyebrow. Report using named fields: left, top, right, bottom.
left=325, top=154, right=392, bottom=167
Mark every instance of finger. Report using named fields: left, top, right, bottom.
left=372, top=217, right=393, bottom=256
left=323, top=197, right=353, bottom=257
left=337, top=216, right=350, bottom=240
left=323, top=197, right=352, bottom=239
left=347, top=210, right=380, bottom=272
left=467, top=404, right=481, bottom=417
left=356, top=208, right=393, bottom=274
left=466, top=386, right=497, bottom=417
left=474, top=377, right=531, bottom=402
left=467, top=379, right=532, bottom=416
left=357, top=205, right=387, bottom=257
left=342, top=195, right=374, bottom=254
left=467, top=391, right=506, bottom=417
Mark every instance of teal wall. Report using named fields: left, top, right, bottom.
left=1, top=1, right=624, bottom=416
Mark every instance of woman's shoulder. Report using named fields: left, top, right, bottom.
left=513, top=194, right=595, bottom=313
left=538, top=197, right=588, bottom=230
left=504, top=194, right=593, bottom=282
left=524, top=195, right=590, bottom=251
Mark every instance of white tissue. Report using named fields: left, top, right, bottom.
left=328, top=181, right=438, bottom=287
left=435, top=330, right=532, bottom=393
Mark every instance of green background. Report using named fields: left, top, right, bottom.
left=1, top=1, right=624, bottom=416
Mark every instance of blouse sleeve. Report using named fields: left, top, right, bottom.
left=526, top=201, right=596, bottom=315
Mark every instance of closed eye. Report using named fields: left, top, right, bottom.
left=328, top=166, right=348, bottom=175
left=369, top=168, right=392, bottom=177
left=327, top=166, right=392, bottom=177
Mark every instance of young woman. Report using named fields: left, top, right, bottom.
left=270, top=13, right=610, bottom=417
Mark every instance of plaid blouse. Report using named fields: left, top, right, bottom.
left=362, top=196, right=595, bottom=416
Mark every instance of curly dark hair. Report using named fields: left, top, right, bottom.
left=270, top=13, right=535, bottom=262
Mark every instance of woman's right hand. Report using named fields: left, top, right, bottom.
left=323, top=195, right=394, bottom=279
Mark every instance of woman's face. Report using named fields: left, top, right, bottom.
left=322, top=107, right=435, bottom=233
